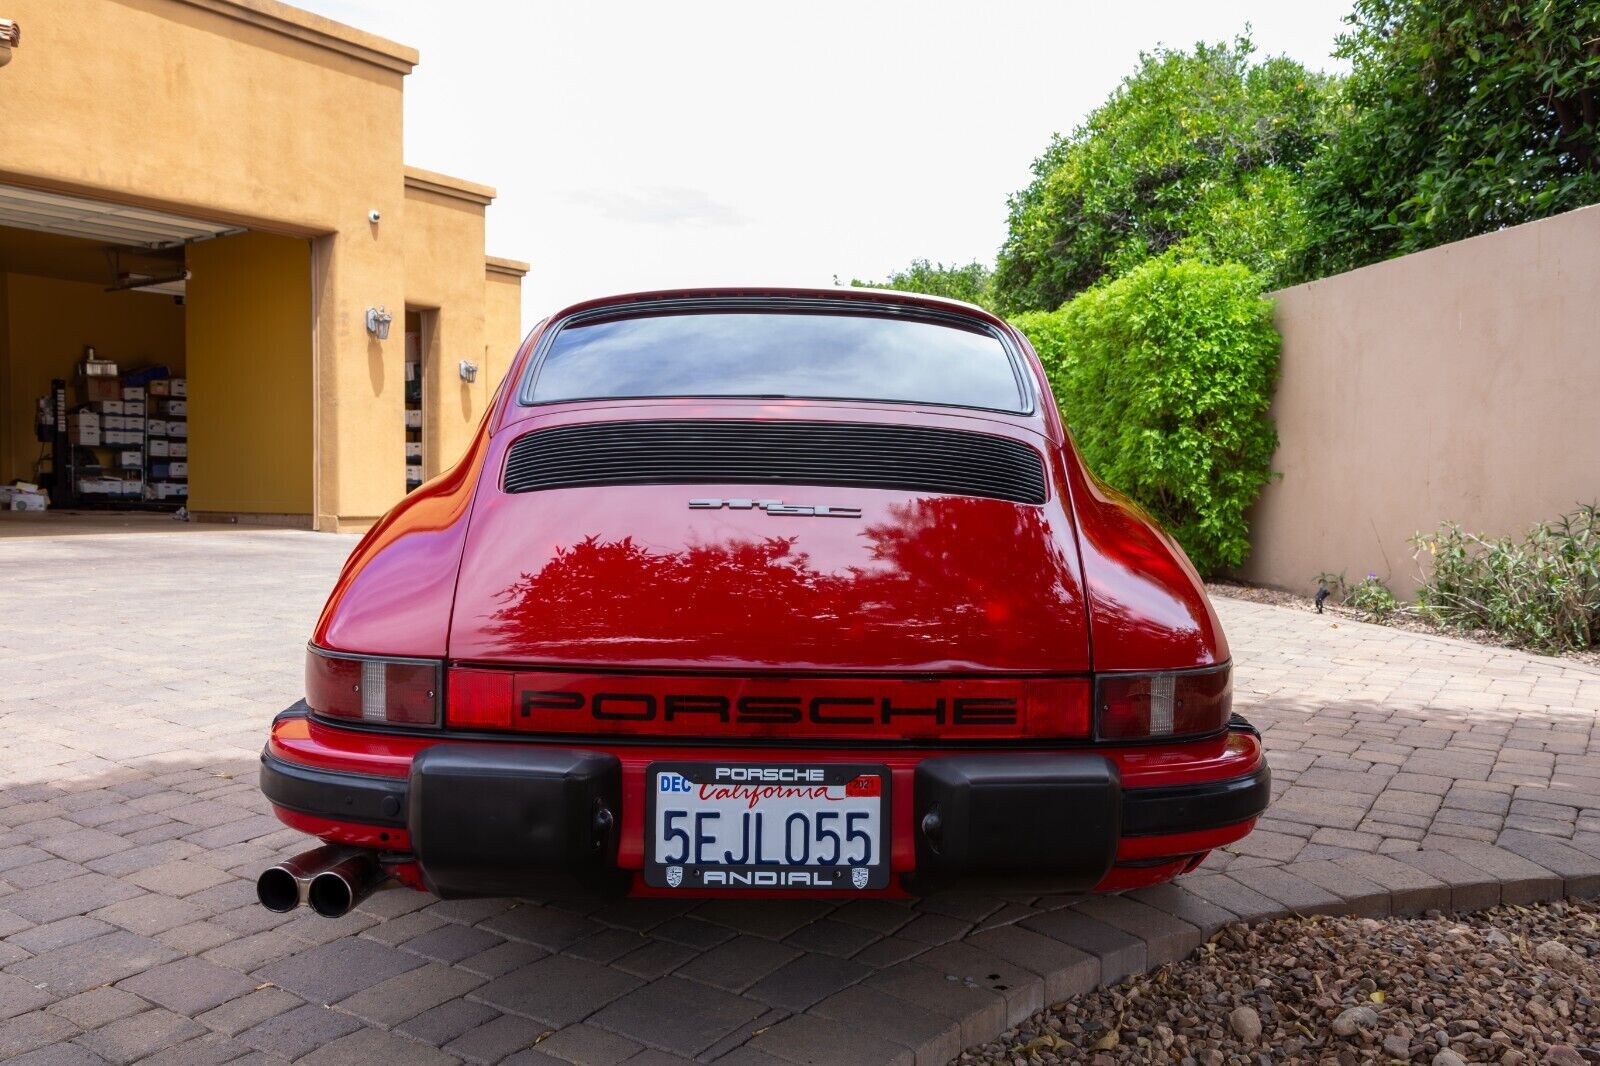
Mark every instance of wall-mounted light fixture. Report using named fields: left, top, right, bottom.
left=365, top=306, right=393, bottom=340
left=459, top=360, right=479, bottom=383
left=0, top=18, right=20, bottom=67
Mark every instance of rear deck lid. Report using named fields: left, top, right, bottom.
left=448, top=411, right=1091, bottom=673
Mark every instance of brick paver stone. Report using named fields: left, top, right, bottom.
left=254, top=937, right=425, bottom=1006
left=913, top=941, right=1045, bottom=1025
left=116, top=957, right=260, bottom=1016
left=1018, top=909, right=1144, bottom=985
left=807, top=985, right=961, bottom=1065
left=1329, top=854, right=1452, bottom=914
left=747, top=1013, right=913, bottom=1066
left=744, top=953, right=871, bottom=1012
left=1429, top=841, right=1564, bottom=905
left=1494, top=829, right=1600, bottom=896
left=471, top=954, right=643, bottom=1027
left=589, top=976, right=770, bottom=1057
left=526, top=1022, right=643, bottom=1065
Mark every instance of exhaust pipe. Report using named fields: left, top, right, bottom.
left=256, top=844, right=355, bottom=913
left=307, top=852, right=386, bottom=918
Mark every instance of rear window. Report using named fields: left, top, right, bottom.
left=523, top=307, right=1028, bottom=413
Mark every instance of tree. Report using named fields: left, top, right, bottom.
left=1013, top=256, right=1281, bottom=574
left=993, top=36, right=1331, bottom=314
left=849, top=259, right=995, bottom=309
left=1300, top=0, right=1600, bottom=278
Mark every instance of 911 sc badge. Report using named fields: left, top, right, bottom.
left=689, top=498, right=861, bottom=518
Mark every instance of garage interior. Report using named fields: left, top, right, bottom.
left=0, top=183, right=315, bottom=524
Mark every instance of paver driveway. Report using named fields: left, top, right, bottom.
left=3, top=528, right=1600, bottom=1066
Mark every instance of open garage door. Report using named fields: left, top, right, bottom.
left=0, top=182, right=313, bottom=526
left=185, top=233, right=314, bottom=522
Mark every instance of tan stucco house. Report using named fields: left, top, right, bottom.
left=0, top=0, right=526, bottom=531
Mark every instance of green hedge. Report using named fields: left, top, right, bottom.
left=1014, top=255, right=1280, bottom=575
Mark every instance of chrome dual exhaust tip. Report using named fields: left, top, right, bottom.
left=306, top=852, right=386, bottom=918
left=256, top=845, right=384, bottom=917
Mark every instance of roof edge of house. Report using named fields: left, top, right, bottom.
left=404, top=166, right=496, bottom=207
left=485, top=255, right=530, bottom=278
left=173, top=0, right=419, bottom=75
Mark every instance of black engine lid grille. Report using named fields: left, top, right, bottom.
left=502, top=420, right=1048, bottom=504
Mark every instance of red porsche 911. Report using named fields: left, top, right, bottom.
left=256, top=287, right=1269, bottom=916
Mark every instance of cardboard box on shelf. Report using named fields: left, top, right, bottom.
left=67, top=424, right=101, bottom=446
left=104, top=430, right=140, bottom=446
left=167, top=422, right=187, bottom=438
left=149, top=439, right=170, bottom=457
left=169, top=379, right=187, bottom=397
left=160, top=399, right=187, bottom=417
left=116, top=450, right=142, bottom=468
left=68, top=409, right=99, bottom=431
left=150, top=462, right=169, bottom=479
left=146, top=419, right=166, bottom=436
left=147, top=380, right=171, bottom=396
left=77, top=476, right=121, bottom=494
left=93, top=400, right=125, bottom=416
left=404, top=409, right=422, bottom=429
left=406, top=462, right=423, bottom=481
left=169, top=442, right=187, bottom=458
left=405, top=441, right=422, bottom=459
left=154, top=481, right=187, bottom=499
left=168, top=461, right=188, bottom=478
left=83, top=378, right=120, bottom=403
left=124, top=400, right=145, bottom=417
left=121, top=386, right=144, bottom=401
left=102, top=415, right=126, bottom=431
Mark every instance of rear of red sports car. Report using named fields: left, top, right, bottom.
left=257, top=288, right=1268, bottom=915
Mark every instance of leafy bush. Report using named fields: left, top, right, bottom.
left=1345, top=573, right=1400, bottom=622
left=849, top=259, right=995, bottom=310
left=1413, top=506, right=1600, bottom=652
left=1014, top=255, right=1280, bottom=575
left=994, top=35, right=1331, bottom=314
left=1300, top=0, right=1600, bottom=279
left=1312, top=570, right=1401, bottom=621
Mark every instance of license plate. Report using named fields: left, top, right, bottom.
left=644, top=762, right=890, bottom=890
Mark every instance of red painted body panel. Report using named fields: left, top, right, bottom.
left=448, top=402, right=1091, bottom=672
left=276, top=286, right=1255, bottom=899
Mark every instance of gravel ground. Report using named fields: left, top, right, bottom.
left=1207, top=581, right=1600, bottom=668
left=954, top=901, right=1600, bottom=1065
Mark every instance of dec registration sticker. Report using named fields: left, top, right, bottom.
left=644, top=763, right=890, bottom=891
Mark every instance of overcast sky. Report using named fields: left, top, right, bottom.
left=297, top=0, right=1353, bottom=328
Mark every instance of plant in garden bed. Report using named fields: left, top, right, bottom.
left=1311, top=570, right=1401, bottom=622
left=1412, top=505, right=1600, bottom=653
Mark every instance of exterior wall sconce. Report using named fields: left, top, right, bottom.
left=0, top=19, right=20, bottom=67
left=365, top=306, right=392, bottom=340
left=459, top=360, right=479, bottom=383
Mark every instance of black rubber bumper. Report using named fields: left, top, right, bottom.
left=262, top=717, right=1269, bottom=897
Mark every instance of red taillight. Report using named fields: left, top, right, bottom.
left=1094, top=663, right=1231, bottom=741
left=305, top=647, right=442, bottom=728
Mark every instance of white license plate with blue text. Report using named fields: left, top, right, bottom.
left=644, top=763, right=890, bottom=890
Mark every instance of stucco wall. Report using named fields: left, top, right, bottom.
left=484, top=258, right=530, bottom=402
left=401, top=171, right=492, bottom=476
left=1241, top=205, right=1600, bottom=597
